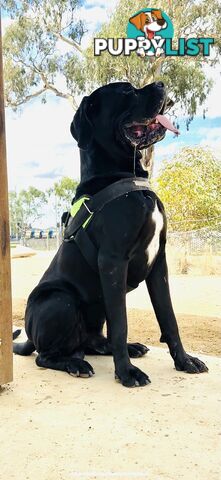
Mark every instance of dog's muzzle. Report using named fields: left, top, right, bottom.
left=123, top=101, right=179, bottom=150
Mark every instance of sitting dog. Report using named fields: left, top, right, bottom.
left=13, top=82, right=208, bottom=387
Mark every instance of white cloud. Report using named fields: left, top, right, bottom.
left=5, top=95, right=80, bottom=192
left=77, top=0, right=119, bottom=49
left=85, top=0, right=109, bottom=6
left=196, top=127, right=221, bottom=140
left=1, top=16, right=14, bottom=34
left=197, top=64, right=221, bottom=118
left=153, top=140, right=183, bottom=177
left=200, top=139, right=221, bottom=159
left=155, top=141, right=181, bottom=159
left=194, top=125, right=221, bottom=158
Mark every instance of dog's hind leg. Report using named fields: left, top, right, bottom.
left=13, top=339, right=35, bottom=356
left=83, top=302, right=149, bottom=358
left=85, top=337, right=149, bottom=358
left=35, top=353, right=94, bottom=378
left=24, top=288, right=95, bottom=378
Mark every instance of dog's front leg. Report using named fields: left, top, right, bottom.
left=98, top=253, right=150, bottom=387
left=146, top=248, right=208, bottom=373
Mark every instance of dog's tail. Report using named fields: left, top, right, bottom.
left=13, top=329, right=35, bottom=356
left=13, top=329, right=22, bottom=340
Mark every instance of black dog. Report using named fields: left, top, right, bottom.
left=14, top=82, right=208, bottom=387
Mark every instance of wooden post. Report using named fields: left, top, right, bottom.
left=0, top=10, right=13, bottom=385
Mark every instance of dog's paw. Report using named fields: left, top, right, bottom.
left=175, top=354, right=208, bottom=374
left=67, top=359, right=95, bottom=378
left=115, top=365, right=151, bottom=388
left=127, top=342, right=149, bottom=358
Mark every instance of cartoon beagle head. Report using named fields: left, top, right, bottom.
left=129, top=10, right=167, bottom=39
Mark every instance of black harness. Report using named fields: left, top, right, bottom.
left=64, top=177, right=153, bottom=273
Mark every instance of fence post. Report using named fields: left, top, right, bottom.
left=0, top=10, right=13, bottom=386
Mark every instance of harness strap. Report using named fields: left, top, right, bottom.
left=64, top=177, right=153, bottom=274
left=87, top=177, right=151, bottom=212
left=64, top=177, right=151, bottom=240
left=73, top=228, right=98, bottom=273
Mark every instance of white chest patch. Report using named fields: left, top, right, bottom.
left=146, top=202, right=164, bottom=266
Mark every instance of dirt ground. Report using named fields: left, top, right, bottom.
left=1, top=249, right=220, bottom=480
left=11, top=250, right=221, bottom=356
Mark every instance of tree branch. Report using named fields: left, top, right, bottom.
left=52, top=31, right=83, bottom=54
left=39, top=70, right=78, bottom=109
left=8, top=57, right=79, bottom=110
left=45, top=83, right=79, bottom=109
left=6, top=87, right=47, bottom=108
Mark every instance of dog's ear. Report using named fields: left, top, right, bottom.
left=70, top=96, right=93, bottom=150
left=129, top=12, right=147, bottom=31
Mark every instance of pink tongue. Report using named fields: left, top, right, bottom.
left=156, top=114, right=180, bottom=135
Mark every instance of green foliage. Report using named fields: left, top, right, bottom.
left=2, top=0, right=220, bottom=126
left=2, top=0, right=85, bottom=109
left=53, top=176, right=77, bottom=205
left=9, top=178, right=77, bottom=236
left=47, top=176, right=78, bottom=214
left=85, top=0, right=220, bottom=123
left=63, top=52, right=88, bottom=95
left=155, top=146, right=221, bottom=231
left=9, top=186, right=47, bottom=237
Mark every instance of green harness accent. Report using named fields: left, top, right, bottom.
left=65, top=177, right=153, bottom=274
left=70, top=196, right=93, bottom=229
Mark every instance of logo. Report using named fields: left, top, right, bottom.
left=94, top=8, right=214, bottom=58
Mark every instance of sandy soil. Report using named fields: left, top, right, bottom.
left=1, top=250, right=220, bottom=480
left=1, top=336, right=221, bottom=480
left=11, top=250, right=221, bottom=356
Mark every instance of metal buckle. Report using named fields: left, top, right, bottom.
left=83, top=201, right=93, bottom=215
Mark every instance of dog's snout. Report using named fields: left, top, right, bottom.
left=155, top=81, right=165, bottom=88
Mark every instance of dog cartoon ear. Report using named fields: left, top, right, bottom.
left=129, top=12, right=147, bottom=32
left=70, top=96, right=93, bottom=150
left=152, top=9, right=167, bottom=27
left=152, top=9, right=163, bottom=20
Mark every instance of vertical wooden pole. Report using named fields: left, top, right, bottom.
left=0, top=9, right=13, bottom=385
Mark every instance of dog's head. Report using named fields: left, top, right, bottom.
left=129, top=10, right=167, bottom=37
left=71, top=81, right=175, bottom=155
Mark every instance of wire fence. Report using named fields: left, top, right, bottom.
left=166, top=219, right=221, bottom=274
left=20, top=217, right=221, bottom=275
left=167, top=219, right=221, bottom=255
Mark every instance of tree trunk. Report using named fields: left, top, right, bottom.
left=0, top=10, right=13, bottom=386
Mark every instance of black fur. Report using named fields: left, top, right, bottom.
left=13, top=82, right=208, bottom=386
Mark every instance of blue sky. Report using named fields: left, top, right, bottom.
left=153, top=113, right=221, bottom=176
left=2, top=1, right=221, bottom=226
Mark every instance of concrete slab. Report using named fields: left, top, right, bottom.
left=1, top=335, right=220, bottom=480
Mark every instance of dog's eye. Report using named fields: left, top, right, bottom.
left=152, top=15, right=157, bottom=21
left=145, top=18, right=151, bottom=24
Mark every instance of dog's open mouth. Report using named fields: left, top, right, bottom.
left=124, top=114, right=179, bottom=149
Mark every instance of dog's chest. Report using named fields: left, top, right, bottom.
left=146, top=202, right=164, bottom=266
